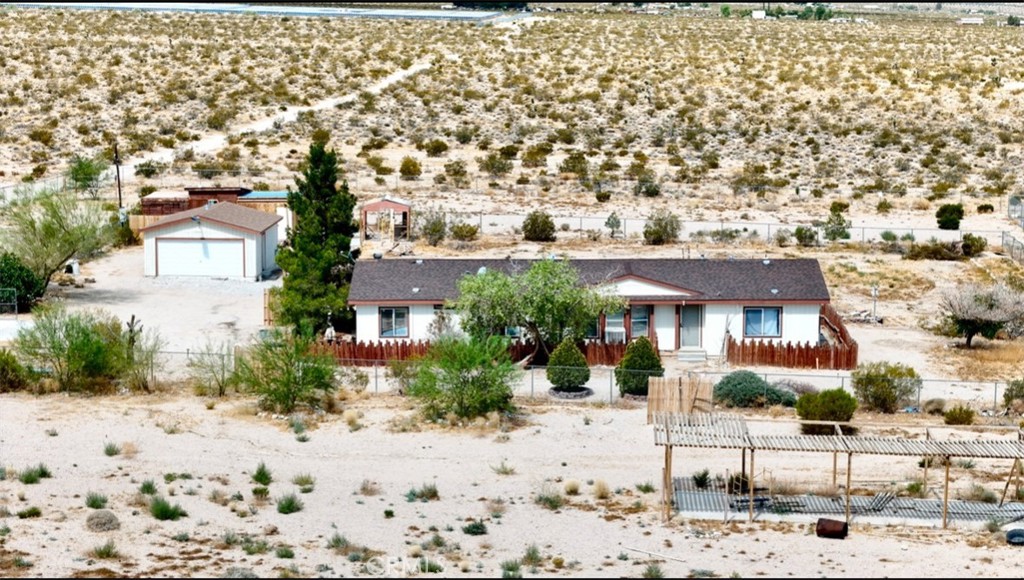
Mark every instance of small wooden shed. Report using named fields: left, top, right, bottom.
left=360, top=196, right=412, bottom=243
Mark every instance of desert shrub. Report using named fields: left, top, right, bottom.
left=904, top=239, right=964, bottom=261
left=419, top=210, right=446, bottom=246
left=923, top=398, right=946, bottom=415
left=0, top=252, right=47, bottom=312
left=944, top=405, right=975, bottom=425
left=876, top=199, right=893, bottom=214
left=963, top=484, right=998, bottom=504
left=449, top=223, right=479, bottom=242
left=0, top=349, right=29, bottom=393
left=546, top=338, right=590, bottom=391
left=276, top=493, right=303, bottom=514
left=1004, top=378, right=1024, bottom=408
left=461, top=521, right=487, bottom=536
left=235, top=331, right=337, bottom=413
left=407, top=336, right=519, bottom=420
left=85, top=510, right=120, bottom=532
left=643, top=209, right=680, bottom=246
left=206, top=107, right=235, bottom=130
left=692, top=469, right=711, bottom=490
left=399, top=156, right=422, bottom=180
left=423, top=139, right=449, bottom=157
left=522, top=210, right=556, bottom=242
left=17, top=463, right=51, bottom=484
left=795, top=389, right=857, bottom=435
left=823, top=210, right=851, bottom=241
left=829, top=200, right=850, bottom=214
left=252, top=461, right=273, bottom=486
left=535, top=487, right=564, bottom=510
left=595, top=190, right=611, bottom=202
left=961, top=233, right=987, bottom=257
left=477, top=151, right=512, bottom=177
left=935, top=203, right=964, bottom=230
left=977, top=203, right=995, bottom=214
left=793, top=226, right=818, bottom=247
left=150, top=496, right=187, bottom=521
left=635, top=178, right=661, bottom=197
left=851, top=362, right=921, bottom=413
left=134, top=160, right=163, bottom=178
left=614, top=337, right=664, bottom=396
left=714, top=371, right=796, bottom=408
left=405, top=483, right=439, bottom=502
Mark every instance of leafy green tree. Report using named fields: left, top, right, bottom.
left=851, top=362, right=921, bottom=413
left=2, top=189, right=111, bottom=287
left=453, top=259, right=624, bottom=362
left=15, top=306, right=160, bottom=393
left=546, top=338, right=590, bottom=391
left=941, top=283, right=1024, bottom=347
left=605, top=212, right=622, bottom=239
left=615, top=337, right=664, bottom=396
left=235, top=330, right=337, bottom=413
left=67, top=155, right=109, bottom=194
left=407, top=336, right=520, bottom=420
left=274, top=142, right=357, bottom=333
left=0, top=253, right=46, bottom=312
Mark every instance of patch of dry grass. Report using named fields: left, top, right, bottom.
left=935, top=339, right=1024, bottom=381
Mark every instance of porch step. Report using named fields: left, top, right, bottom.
left=676, top=348, right=707, bottom=363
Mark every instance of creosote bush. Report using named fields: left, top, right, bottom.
left=642, top=209, right=680, bottom=246
left=851, top=362, right=921, bottom=413
left=795, top=388, right=857, bottom=435
left=944, top=405, right=975, bottom=426
left=522, top=210, right=556, bottom=242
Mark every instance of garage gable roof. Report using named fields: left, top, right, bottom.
left=141, top=202, right=282, bottom=235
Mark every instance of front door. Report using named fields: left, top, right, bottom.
left=680, top=305, right=702, bottom=348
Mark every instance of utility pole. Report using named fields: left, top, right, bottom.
left=114, top=142, right=123, bottom=210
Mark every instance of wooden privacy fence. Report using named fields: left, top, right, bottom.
left=725, top=304, right=858, bottom=370
left=317, top=339, right=634, bottom=366
left=647, top=376, right=713, bottom=423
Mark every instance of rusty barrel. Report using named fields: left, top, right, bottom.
left=815, top=518, right=848, bottom=539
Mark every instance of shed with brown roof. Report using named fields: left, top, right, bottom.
left=141, top=202, right=282, bottom=281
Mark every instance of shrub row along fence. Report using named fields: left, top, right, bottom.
left=316, top=339, right=631, bottom=367
left=724, top=305, right=858, bottom=371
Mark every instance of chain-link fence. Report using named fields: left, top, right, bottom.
left=144, top=351, right=1012, bottom=411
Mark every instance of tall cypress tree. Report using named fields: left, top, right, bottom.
left=275, top=142, right=357, bottom=333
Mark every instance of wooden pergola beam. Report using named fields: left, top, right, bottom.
left=942, top=457, right=951, bottom=529
left=845, top=452, right=852, bottom=524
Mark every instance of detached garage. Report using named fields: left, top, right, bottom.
left=141, top=202, right=282, bottom=281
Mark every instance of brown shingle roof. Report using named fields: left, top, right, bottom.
left=348, top=258, right=830, bottom=304
left=140, top=202, right=282, bottom=234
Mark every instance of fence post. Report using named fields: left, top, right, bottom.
left=995, top=382, right=999, bottom=413
left=530, top=367, right=534, bottom=398
left=840, top=376, right=845, bottom=391
left=374, top=363, right=379, bottom=393
left=609, top=369, right=614, bottom=404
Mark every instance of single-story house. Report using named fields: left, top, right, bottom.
left=139, top=187, right=292, bottom=240
left=140, top=201, right=281, bottom=280
left=347, top=258, right=832, bottom=360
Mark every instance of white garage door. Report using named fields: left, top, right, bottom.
left=156, top=238, right=244, bottom=277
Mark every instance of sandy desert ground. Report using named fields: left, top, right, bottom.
left=4, top=3, right=1024, bottom=577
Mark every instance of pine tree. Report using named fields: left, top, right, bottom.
left=274, top=142, right=357, bottom=333
left=615, top=336, right=664, bottom=397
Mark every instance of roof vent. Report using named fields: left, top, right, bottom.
left=373, top=252, right=382, bottom=260
left=771, top=288, right=779, bottom=295
left=205, top=200, right=216, bottom=210
left=412, top=287, right=420, bottom=293
left=763, top=258, right=771, bottom=265
left=415, top=259, right=423, bottom=265
left=477, top=266, right=487, bottom=275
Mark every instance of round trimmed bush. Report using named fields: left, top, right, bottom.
left=614, top=337, right=663, bottom=397
left=713, top=370, right=796, bottom=408
left=795, top=388, right=858, bottom=435
left=547, top=338, right=590, bottom=392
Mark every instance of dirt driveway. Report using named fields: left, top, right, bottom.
left=56, top=246, right=278, bottom=354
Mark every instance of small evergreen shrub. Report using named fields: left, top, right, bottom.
left=977, top=203, right=995, bottom=214
left=546, top=338, right=590, bottom=391
left=851, top=362, right=921, bottom=413
left=419, top=211, right=446, bottom=246
left=614, top=337, right=664, bottom=396
left=795, top=388, right=857, bottom=435
left=794, top=225, right=818, bottom=247
left=935, top=203, right=964, bottom=230
left=522, top=210, right=556, bottom=242
left=642, top=209, right=680, bottom=245
left=944, top=405, right=975, bottom=426
left=461, top=521, right=488, bottom=536
left=692, top=469, right=711, bottom=490
left=1004, top=378, right=1024, bottom=408
left=150, top=496, right=187, bottom=521
left=85, top=492, right=108, bottom=509
left=961, top=233, right=987, bottom=257
left=713, top=370, right=796, bottom=408
left=276, top=493, right=304, bottom=514
left=252, top=462, right=273, bottom=486
left=0, top=349, right=29, bottom=393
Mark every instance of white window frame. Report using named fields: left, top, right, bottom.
left=743, top=307, right=782, bottom=338
left=380, top=307, right=410, bottom=338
